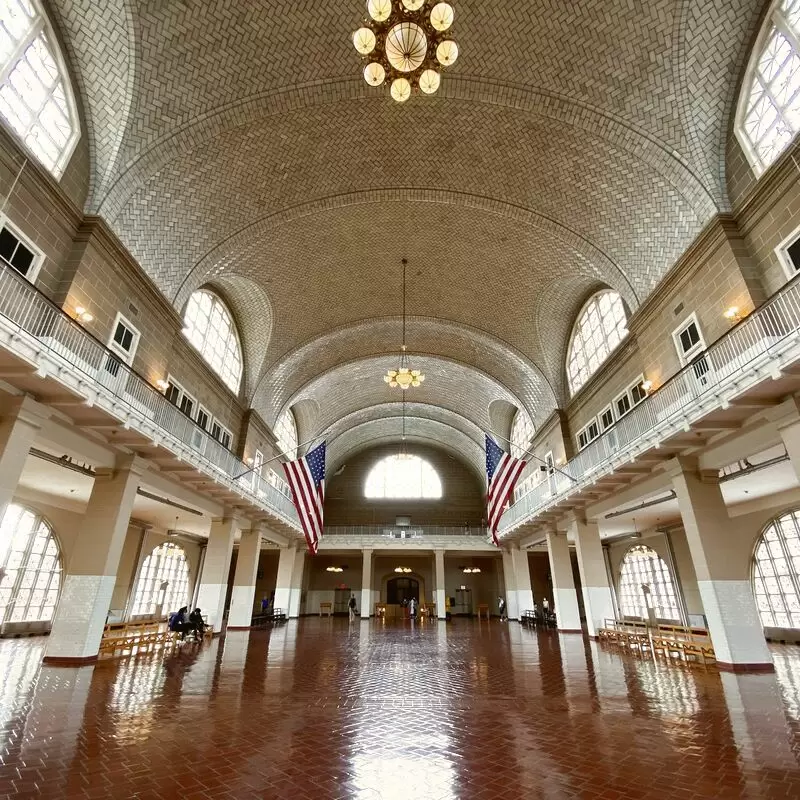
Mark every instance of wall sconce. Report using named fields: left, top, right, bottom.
left=326, top=566, right=344, bottom=573
left=461, top=567, right=481, bottom=574
left=155, top=379, right=170, bottom=392
left=641, top=379, right=654, bottom=394
left=394, top=566, right=412, bottom=573
left=724, top=306, right=743, bottom=323
left=74, top=305, right=93, bottom=323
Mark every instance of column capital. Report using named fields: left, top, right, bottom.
left=0, top=394, right=51, bottom=428
left=666, top=456, right=720, bottom=484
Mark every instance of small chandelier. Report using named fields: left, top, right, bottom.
left=353, top=1, right=458, bottom=102
left=384, top=258, right=425, bottom=389
left=394, top=566, right=413, bottom=573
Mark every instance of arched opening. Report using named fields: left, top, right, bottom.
left=386, top=576, right=420, bottom=605
left=129, top=542, right=191, bottom=619
left=510, top=409, right=534, bottom=459
left=618, top=544, right=681, bottom=622
left=0, top=502, right=61, bottom=630
left=274, top=409, right=298, bottom=461
left=364, top=454, right=442, bottom=499
left=752, top=509, right=800, bottom=630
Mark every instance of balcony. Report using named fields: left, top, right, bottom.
left=501, top=274, right=800, bottom=535
left=0, top=261, right=300, bottom=532
left=320, top=525, right=495, bottom=550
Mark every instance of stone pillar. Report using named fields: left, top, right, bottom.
left=671, top=461, right=773, bottom=671
left=570, top=517, right=615, bottom=638
left=273, top=546, right=296, bottom=613
left=434, top=549, right=446, bottom=619
left=43, top=456, right=145, bottom=664
left=288, top=548, right=306, bottom=618
left=195, top=515, right=238, bottom=632
left=0, top=396, right=49, bottom=521
left=546, top=530, right=581, bottom=632
left=511, top=545, right=534, bottom=614
left=361, top=548, right=372, bottom=619
left=501, top=549, right=518, bottom=620
left=227, top=525, right=264, bottom=629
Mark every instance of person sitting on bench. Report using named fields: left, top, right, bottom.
left=189, top=607, right=206, bottom=639
left=168, top=606, right=192, bottom=640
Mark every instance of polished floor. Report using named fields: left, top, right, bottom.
left=1, top=620, right=800, bottom=799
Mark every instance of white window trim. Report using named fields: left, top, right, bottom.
left=576, top=418, right=600, bottom=450
left=776, top=221, right=800, bottom=280
left=165, top=374, right=196, bottom=417
left=108, top=312, right=140, bottom=366
left=599, top=404, right=615, bottom=431
left=672, top=313, right=706, bottom=366
left=210, top=419, right=232, bottom=448
left=0, top=213, right=44, bottom=283
left=196, top=404, right=211, bottom=431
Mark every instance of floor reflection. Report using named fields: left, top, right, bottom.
left=0, top=621, right=799, bottom=798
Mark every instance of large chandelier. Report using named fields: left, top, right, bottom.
left=353, top=1, right=458, bottom=102
left=384, top=258, right=425, bottom=389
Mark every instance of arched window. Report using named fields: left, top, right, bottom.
left=736, top=0, right=800, bottom=176
left=183, top=290, right=243, bottom=393
left=130, top=542, right=191, bottom=618
left=365, top=454, right=442, bottom=499
left=0, top=0, right=80, bottom=178
left=0, top=503, right=61, bottom=624
left=275, top=409, right=298, bottom=460
left=567, top=290, right=628, bottom=395
left=510, top=410, right=534, bottom=459
left=752, top=509, right=800, bottom=628
left=618, top=544, right=681, bottom=621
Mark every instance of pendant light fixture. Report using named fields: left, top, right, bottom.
left=384, top=258, right=425, bottom=390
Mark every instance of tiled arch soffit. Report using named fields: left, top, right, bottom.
left=254, top=317, right=557, bottom=429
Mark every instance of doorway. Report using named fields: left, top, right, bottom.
left=387, top=576, right=420, bottom=605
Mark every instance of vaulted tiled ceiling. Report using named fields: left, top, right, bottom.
left=50, top=0, right=766, bottom=473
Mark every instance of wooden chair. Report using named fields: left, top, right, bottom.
left=319, top=602, right=333, bottom=617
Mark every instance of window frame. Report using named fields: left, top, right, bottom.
left=364, top=454, right=443, bottom=500
left=164, top=375, right=196, bottom=420
left=776, top=221, right=800, bottom=280
left=510, top=410, right=535, bottom=459
left=618, top=544, right=682, bottom=622
left=576, top=418, right=600, bottom=451
left=107, top=312, right=140, bottom=366
left=274, top=409, right=298, bottom=461
left=672, top=314, right=706, bottom=366
left=0, top=214, right=43, bottom=283
left=210, top=419, right=232, bottom=450
left=128, top=542, right=191, bottom=619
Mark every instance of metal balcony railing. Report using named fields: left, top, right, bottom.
left=324, top=525, right=490, bottom=538
left=0, top=261, right=299, bottom=529
left=501, top=273, right=800, bottom=534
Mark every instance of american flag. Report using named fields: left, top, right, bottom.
left=485, top=435, right=527, bottom=546
left=283, top=442, right=326, bottom=555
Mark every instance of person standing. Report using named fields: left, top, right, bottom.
left=498, top=595, right=507, bottom=622
left=348, top=593, right=357, bottom=621
left=409, top=597, right=417, bottom=619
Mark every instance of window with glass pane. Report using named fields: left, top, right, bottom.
left=130, top=543, right=191, bottom=618
left=364, top=454, right=443, bottom=499
left=736, top=0, right=800, bottom=175
left=510, top=410, right=534, bottom=459
left=566, top=291, right=628, bottom=395
left=752, top=509, right=800, bottom=628
left=618, top=545, right=681, bottom=621
left=274, top=410, right=298, bottom=461
left=0, top=0, right=80, bottom=178
left=183, top=290, right=243, bottom=393
left=0, top=503, right=61, bottom=624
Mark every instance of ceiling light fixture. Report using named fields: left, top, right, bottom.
left=461, top=567, right=481, bottom=574
left=353, top=1, right=458, bottom=102
left=385, top=258, right=425, bottom=389
left=326, top=566, right=344, bottom=573
left=394, top=566, right=413, bottom=573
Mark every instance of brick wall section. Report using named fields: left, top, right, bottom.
left=238, top=409, right=280, bottom=464
left=325, top=443, right=485, bottom=527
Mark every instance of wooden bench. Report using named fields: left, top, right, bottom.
left=319, top=602, right=332, bottom=617
left=250, top=608, right=287, bottom=627
left=99, top=620, right=180, bottom=658
left=598, top=619, right=716, bottom=665
left=520, top=609, right=537, bottom=626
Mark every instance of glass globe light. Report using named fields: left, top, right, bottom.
left=353, top=27, right=377, bottom=55
left=385, top=22, right=427, bottom=72
left=402, top=0, right=425, bottom=9
left=367, top=0, right=392, bottom=22
left=436, top=40, right=458, bottom=66
left=418, top=69, right=440, bottom=94
left=391, top=77, right=412, bottom=103
left=364, top=62, right=386, bottom=86
left=430, top=3, right=454, bottom=32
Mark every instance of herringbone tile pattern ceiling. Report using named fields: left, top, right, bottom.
left=47, top=0, right=765, bottom=452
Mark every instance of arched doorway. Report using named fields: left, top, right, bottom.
left=387, top=576, right=420, bottom=605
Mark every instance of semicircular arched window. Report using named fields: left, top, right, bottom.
left=736, top=0, right=800, bottom=176
left=752, top=509, right=800, bottom=629
left=618, top=544, right=681, bottom=621
left=510, top=410, right=534, bottom=459
left=0, top=502, right=62, bottom=624
left=0, top=0, right=80, bottom=178
left=274, top=409, right=298, bottom=461
left=567, top=290, right=628, bottom=396
left=130, top=542, right=191, bottom=618
left=365, top=454, right=443, bottom=499
left=183, top=289, right=243, bottom=393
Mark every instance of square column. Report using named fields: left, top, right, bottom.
left=361, top=548, right=372, bottom=619
left=511, top=545, right=534, bottom=614
left=570, top=517, right=615, bottom=638
left=43, top=456, right=145, bottom=664
left=546, top=531, right=581, bottom=632
left=779, top=416, right=800, bottom=483
left=273, top=545, right=296, bottom=613
left=0, top=396, right=50, bottom=520
left=288, top=549, right=306, bottom=618
left=195, top=516, right=238, bottom=631
left=434, top=549, right=446, bottom=619
left=671, top=462, right=773, bottom=671
left=227, top=525, right=264, bottom=629
left=501, top=549, right=518, bottom=620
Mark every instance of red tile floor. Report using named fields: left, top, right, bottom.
left=2, top=619, right=800, bottom=799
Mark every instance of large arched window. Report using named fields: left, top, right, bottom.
left=0, top=503, right=61, bottom=624
left=365, top=454, right=442, bottom=499
left=752, top=509, right=800, bottom=628
left=736, top=0, right=800, bottom=176
left=618, top=545, right=681, bottom=621
left=567, top=290, right=628, bottom=396
left=510, top=410, right=534, bottom=459
left=0, top=0, right=80, bottom=178
left=274, top=409, right=298, bottom=460
left=183, top=290, right=243, bottom=393
left=130, top=542, right=191, bottom=618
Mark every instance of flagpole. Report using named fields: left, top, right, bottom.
left=487, top=429, right=578, bottom=483
left=232, top=433, right=326, bottom=480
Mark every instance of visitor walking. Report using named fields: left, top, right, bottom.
left=498, top=595, right=507, bottom=622
left=348, top=593, right=357, bottom=621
